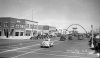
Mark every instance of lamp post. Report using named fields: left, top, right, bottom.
left=91, top=25, right=94, bottom=48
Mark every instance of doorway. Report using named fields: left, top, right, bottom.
left=4, top=29, right=9, bottom=38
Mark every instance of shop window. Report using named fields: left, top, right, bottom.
left=26, top=33, right=30, bottom=36
left=0, top=31, right=1, bottom=36
left=20, top=32, right=23, bottom=36
left=26, top=30, right=31, bottom=36
left=15, top=32, right=19, bottom=36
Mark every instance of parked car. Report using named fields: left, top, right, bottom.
left=40, top=39, right=54, bottom=48
left=30, top=36, right=38, bottom=40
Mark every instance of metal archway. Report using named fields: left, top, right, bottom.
left=66, top=24, right=87, bottom=34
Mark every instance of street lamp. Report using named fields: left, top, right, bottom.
left=91, top=25, right=94, bottom=48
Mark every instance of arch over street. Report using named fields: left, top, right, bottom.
left=66, top=24, right=87, bottom=34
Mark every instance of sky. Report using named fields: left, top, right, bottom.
left=0, top=0, right=100, bottom=33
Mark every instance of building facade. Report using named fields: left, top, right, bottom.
left=25, top=20, right=38, bottom=39
left=0, top=17, right=38, bottom=39
left=37, top=25, right=57, bottom=35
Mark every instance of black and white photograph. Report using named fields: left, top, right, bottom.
left=0, top=0, right=100, bottom=58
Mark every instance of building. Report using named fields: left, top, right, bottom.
left=37, top=25, right=49, bottom=35
left=0, top=17, right=38, bottom=39
left=25, top=20, right=38, bottom=39
left=37, top=25, right=57, bottom=35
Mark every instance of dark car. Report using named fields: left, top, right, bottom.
left=78, top=35, right=84, bottom=40
left=30, top=36, right=38, bottom=40
left=68, top=34, right=73, bottom=40
left=60, top=35, right=66, bottom=41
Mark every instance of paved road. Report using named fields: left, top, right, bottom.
left=0, top=37, right=99, bottom=58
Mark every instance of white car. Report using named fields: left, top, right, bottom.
left=40, top=39, right=54, bottom=48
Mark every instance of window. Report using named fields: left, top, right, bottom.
left=30, top=24, right=33, bottom=28
left=0, top=31, right=2, bottom=36
left=20, top=25, right=22, bottom=28
left=27, top=24, right=29, bottom=28
left=34, top=25, right=37, bottom=29
left=16, top=24, right=20, bottom=28
left=20, top=32, right=23, bottom=36
left=4, top=23, right=8, bottom=27
left=22, top=25, right=24, bottom=28
left=15, top=32, right=19, bottom=36
left=11, top=23, right=14, bottom=27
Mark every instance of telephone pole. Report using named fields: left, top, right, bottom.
left=32, top=9, right=33, bottom=21
left=32, top=9, right=34, bottom=36
left=98, top=24, right=100, bottom=58
left=99, top=24, right=100, bottom=38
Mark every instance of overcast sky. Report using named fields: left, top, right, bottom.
left=0, top=0, right=100, bottom=33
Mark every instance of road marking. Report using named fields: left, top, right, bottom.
left=0, top=44, right=40, bottom=54
left=16, top=51, right=27, bottom=52
left=11, top=49, right=42, bottom=58
left=11, top=40, right=60, bottom=58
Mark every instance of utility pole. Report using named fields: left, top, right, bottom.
left=99, top=25, right=100, bottom=38
left=32, top=9, right=34, bottom=36
left=32, top=9, right=33, bottom=21
left=98, top=24, right=100, bottom=58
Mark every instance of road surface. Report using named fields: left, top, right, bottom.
left=0, top=37, right=99, bottom=58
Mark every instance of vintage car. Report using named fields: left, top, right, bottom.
left=78, top=34, right=84, bottom=40
left=59, top=35, right=67, bottom=41
left=68, top=34, right=73, bottom=40
left=40, top=39, right=54, bottom=48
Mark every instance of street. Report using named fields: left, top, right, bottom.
left=0, top=37, right=99, bottom=58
